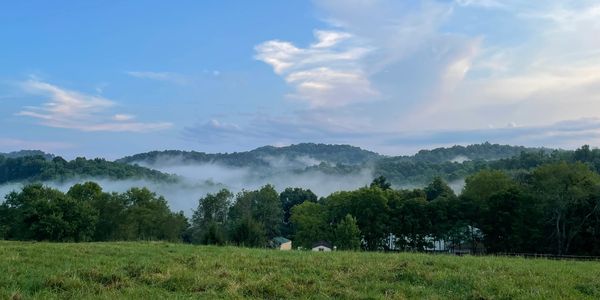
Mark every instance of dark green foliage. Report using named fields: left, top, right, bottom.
left=527, top=162, right=600, bottom=255
left=290, top=201, right=330, bottom=248
left=424, top=177, right=455, bottom=201
left=370, top=175, right=391, bottom=190
left=0, top=182, right=188, bottom=243
left=230, top=216, right=266, bottom=247
left=4, top=144, right=600, bottom=256
left=323, top=187, right=390, bottom=250
left=389, top=194, right=432, bottom=251
left=334, top=214, right=361, bottom=250
left=221, top=185, right=284, bottom=247
left=1, top=184, right=97, bottom=242
left=118, top=143, right=381, bottom=167
left=279, top=187, right=317, bottom=236
left=190, top=189, right=232, bottom=244
left=0, top=155, right=174, bottom=184
left=118, top=188, right=189, bottom=241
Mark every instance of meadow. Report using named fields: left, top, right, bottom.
left=1, top=241, right=599, bottom=299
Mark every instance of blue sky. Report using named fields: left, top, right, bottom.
left=2, top=0, right=600, bottom=159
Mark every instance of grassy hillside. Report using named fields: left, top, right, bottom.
left=1, top=241, right=599, bottom=299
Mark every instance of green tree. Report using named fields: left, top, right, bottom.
left=228, top=185, right=283, bottom=243
left=389, top=193, right=431, bottom=251
left=191, top=189, right=232, bottom=244
left=324, top=187, right=389, bottom=250
left=528, top=162, right=600, bottom=255
left=370, top=176, right=391, bottom=190
left=67, top=182, right=124, bottom=241
left=424, top=177, right=455, bottom=201
left=230, top=216, right=266, bottom=247
left=253, top=185, right=283, bottom=239
left=279, top=187, right=317, bottom=236
left=478, top=187, right=540, bottom=253
left=290, top=201, right=330, bottom=249
left=119, top=187, right=188, bottom=241
left=334, top=214, right=361, bottom=250
left=1, top=184, right=97, bottom=242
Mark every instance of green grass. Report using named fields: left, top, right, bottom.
left=1, top=241, right=599, bottom=299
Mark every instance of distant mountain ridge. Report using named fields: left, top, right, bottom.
left=0, top=150, right=54, bottom=160
left=1, top=142, right=550, bottom=186
left=117, top=143, right=382, bottom=167
left=118, top=142, right=540, bottom=167
left=0, top=155, right=174, bottom=185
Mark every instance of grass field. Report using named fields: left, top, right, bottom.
left=1, top=241, right=599, bottom=299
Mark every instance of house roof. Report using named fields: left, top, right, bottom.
left=312, top=241, right=332, bottom=248
left=272, top=236, right=291, bottom=245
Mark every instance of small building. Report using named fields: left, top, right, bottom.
left=312, top=241, right=332, bottom=252
left=272, top=237, right=292, bottom=250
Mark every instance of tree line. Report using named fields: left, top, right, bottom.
left=0, top=155, right=173, bottom=185
left=1, top=160, right=600, bottom=255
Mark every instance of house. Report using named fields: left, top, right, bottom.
left=271, top=237, right=292, bottom=250
left=311, top=241, right=332, bottom=252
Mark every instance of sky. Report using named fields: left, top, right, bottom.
left=1, top=0, right=600, bottom=159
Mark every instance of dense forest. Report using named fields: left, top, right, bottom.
left=0, top=155, right=175, bottom=184
left=2, top=145, right=600, bottom=256
left=1, top=142, right=540, bottom=186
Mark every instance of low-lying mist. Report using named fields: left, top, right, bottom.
left=0, top=154, right=467, bottom=215
left=0, top=155, right=374, bottom=215
left=133, top=157, right=375, bottom=212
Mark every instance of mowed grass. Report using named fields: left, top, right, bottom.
left=1, top=241, right=599, bottom=299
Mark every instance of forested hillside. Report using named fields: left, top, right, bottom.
left=0, top=150, right=54, bottom=160
left=117, top=143, right=381, bottom=167
left=373, top=147, right=599, bottom=185
left=0, top=155, right=174, bottom=184
left=0, top=143, right=562, bottom=187
left=3, top=158, right=600, bottom=256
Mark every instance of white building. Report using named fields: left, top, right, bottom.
left=311, top=241, right=332, bottom=252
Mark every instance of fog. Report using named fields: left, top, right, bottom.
left=0, top=178, right=225, bottom=215
left=134, top=156, right=375, bottom=211
left=0, top=154, right=468, bottom=215
left=0, top=155, right=374, bottom=215
left=450, top=155, right=470, bottom=163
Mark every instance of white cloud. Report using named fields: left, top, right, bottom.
left=125, top=71, right=188, bottom=84
left=203, top=0, right=600, bottom=152
left=112, top=114, right=135, bottom=121
left=455, top=0, right=506, bottom=9
left=17, top=79, right=172, bottom=132
left=255, top=30, right=374, bottom=107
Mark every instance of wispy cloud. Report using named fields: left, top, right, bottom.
left=248, top=0, right=600, bottom=152
left=255, top=30, right=375, bottom=108
left=17, top=79, right=172, bottom=132
left=125, top=71, right=189, bottom=84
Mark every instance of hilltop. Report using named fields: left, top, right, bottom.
left=0, top=143, right=550, bottom=187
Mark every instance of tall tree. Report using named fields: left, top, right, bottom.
left=119, top=187, right=188, bottom=241
left=370, top=176, right=391, bottom=190
left=424, top=177, right=455, bottom=201
left=1, top=184, right=97, bottom=242
left=528, top=162, right=600, bottom=255
left=290, top=201, right=330, bottom=249
left=334, top=214, right=361, bottom=250
left=279, top=187, right=317, bottom=234
left=191, top=189, right=232, bottom=244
